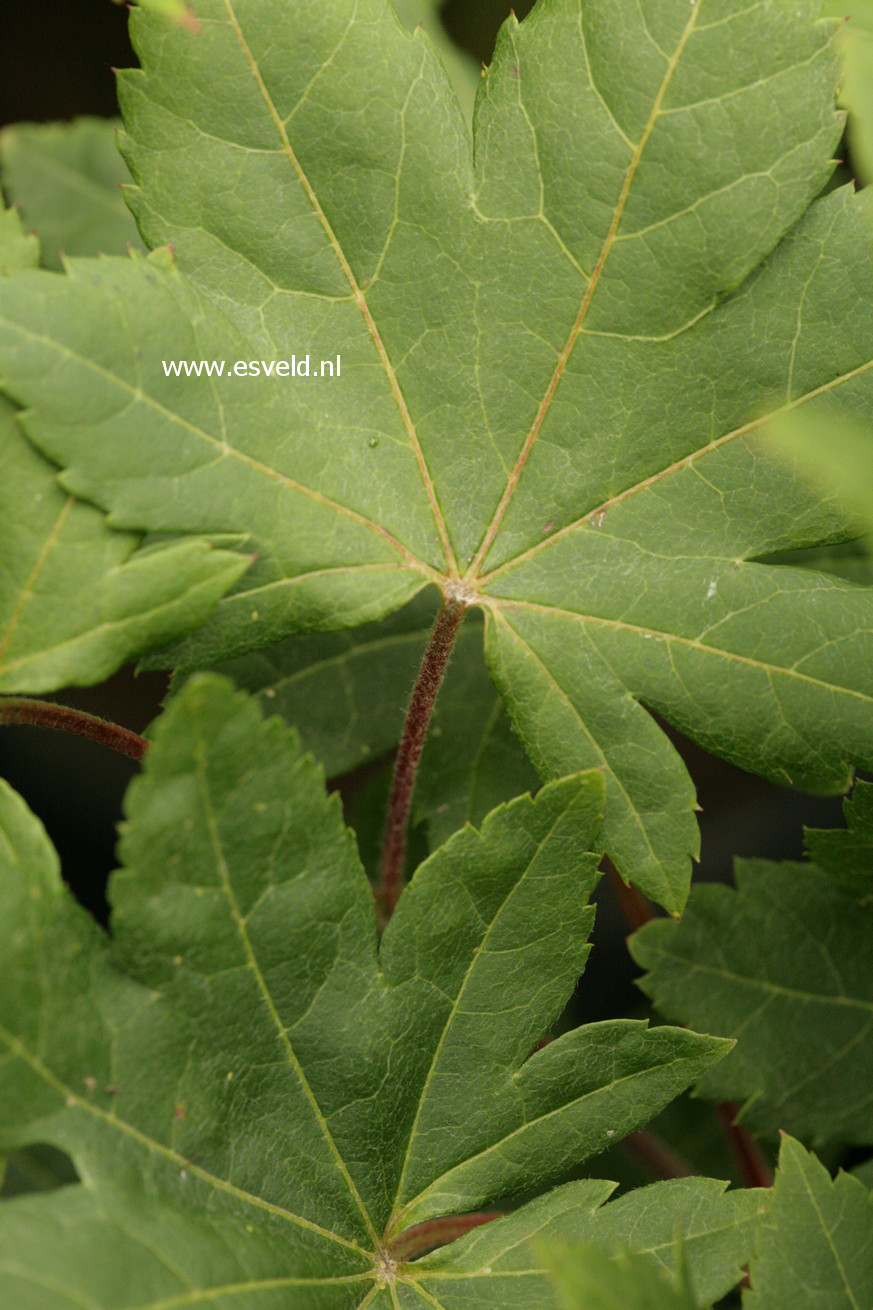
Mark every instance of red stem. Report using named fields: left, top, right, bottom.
left=621, top=1129, right=695, bottom=1180
left=389, top=1211, right=504, bottom=1261
left=0, top=697, right=147, bottom=761
left=378, top=601, right=465, bottom=919
left=716, top=1102, right=773, bottom=1189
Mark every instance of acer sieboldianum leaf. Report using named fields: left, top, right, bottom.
left=196, top=595, right=537, bottom=845
left=631, top=854, right=873, bottom=1144
left=0, top=118, right=141, bottom=270
left=744, top=1136, right=873, bottom=1309
left=0, top=209, right=247, bottom=693
left=1, top=1, right=871, bottom=912
left=0, top=675, right=732, bottom=1306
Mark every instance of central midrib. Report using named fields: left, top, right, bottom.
left=387, top=799, right=579, bottom=1236
left=221, top=0, right=458, bottom=580
left=196, top=744, right=379, bottom=1246
left=465, top=2, right=703, bottom=582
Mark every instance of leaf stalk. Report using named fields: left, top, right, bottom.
left=0, top=697, right=148, bottom=761
left=389, top=1211, right=504, bottom=1261
left=378, top=600, right=465, bottom=919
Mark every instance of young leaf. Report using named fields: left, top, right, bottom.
left=540, top=1243, right=703, bottom=1310
left=0, top=118, right=141, bottom=270
left=631, top=858, right=873, bottom=1144
left=0, top=675, right=730, bottom=1306
left=1, top=0, right=871, bottom=913
left=744, top=1136, right=873, bottom=1309
left=412, top=1177, right=763, bottom=1307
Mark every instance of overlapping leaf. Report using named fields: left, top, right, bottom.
left=632, top=853, right=873, bottom=1143
left=1, top=0, right=871, bottom=912
left=0, top=674, right=733, bottom=1306
left=0, top=208, right=247, bottom=693
left=744, top=1136, right=873, bottom=1309
left=0, top=117, right=141, bottom=269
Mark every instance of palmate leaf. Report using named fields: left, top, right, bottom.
left=631, top=853, right=873, bottom=1144
left=1, top=1, right=872, bottom=911
left=0, top=118, right=142, bottom=270
left=0, top=207, right=247, bottom=693
left=0, top=675, right=735, bottom=1307
left=744, top=1136, right=873, bottom=1309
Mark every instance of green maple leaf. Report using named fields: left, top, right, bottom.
left=0, top=117, right=142, bottom=270
left=0, top=207, right=247, bottom=693
left=744, top=1136, right=873, bottom=1309
left=0, top=674, right=738, bottom=1307
left=631, top=846, right=873, bottom=1144
left=1, top=0, right=872, bottom=911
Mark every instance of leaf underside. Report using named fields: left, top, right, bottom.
left=0, top=0, right=870, bottom=909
